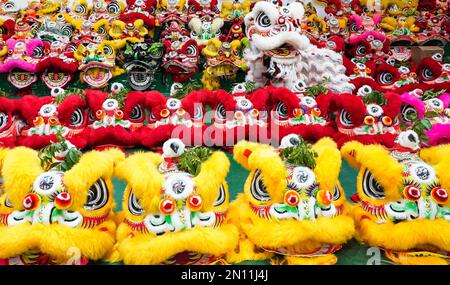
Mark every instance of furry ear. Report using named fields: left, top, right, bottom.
left=109, top=20, right=126, bottom=38
left=194, top=151, right=230, bottom=212
left=64, top=149, right=125, bottom=209
left=0, top=148, right=8, bottom=174
left=230, top=39, right=242, bottom=52
left=103, top=39, right=127, bottom=51
left=420, top=145, right=450, bottom=206
left=312, top=138, right=341, bottom=191
left=420, top=144, right=450, bottom=165
left=2, top=147, right=43, bottom=208
left=343, top=142, right=403, bottom=199
left=289, top=1, right=305, bottom=20
left=211, top=18, right=224, bottom=33
left=233, top=140, right=272, bottom=170
left=341, top=141, right=365, bottom=169
left=93, top=19, right=110, bottom=33
left=74, top=44, right=87, bottom=61
left=134, top=19, right=148, bottom=36
left=202, top=38, right=221, bottom=57
left=188, top=17, right=202, bottom=33
left=234, top=141, right=286, bottom=202
left=115, top=152, right=164, bottom=213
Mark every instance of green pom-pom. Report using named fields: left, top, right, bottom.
left=178, top=147, right=214, bottom=175
left=280, top=136, right=318, bottom=169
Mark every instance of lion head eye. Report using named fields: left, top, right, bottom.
left=250, top=170, right=270, bottom=201
left=84, top=179, right=109, bottom=210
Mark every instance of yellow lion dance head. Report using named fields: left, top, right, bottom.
left=112, top=139, right=239, bottom=264
left=227, top=135, right=355, bottom=265
left=0, top=142, right=124, bottom=265
left=342, top=138, right=450, bottom=265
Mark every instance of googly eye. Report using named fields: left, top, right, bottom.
left=372, top=40, right=382, bottom=48
left=292, top=167, right=316, bottom=189
left=362, top=169, right=385, bottom=199
left=0, top=112, right=8, bottom=130
left=236, top=98, right=253, bottom=110
left=378, top=72, right=394, bottom=85
left=421, top=68, right=435, bottom=81
left=356, top=45, right=366, bottom=56
left=84, top=179, right=109, bottom=210
left=107, top=1, right=121, bottom=14
left=51, top=87, right=64, bottom=97
left=39, top=104, right=57, bottom=117
left=166, top=98, right=181, bottom=110
left=103, top=45, right=113, bottom=55
left=275, top=102, right=288, bottom=119
left=399, top=66, right=410, bottom=74
left=128, top=191, right=144, bottom=216
left=32, top=46, right=44, bottom=58
left=301, top=96, right=317, bottom=108
left=163, top=173, right=194, bottom=200
left=75, top=4, right=87, bottom=14
left=250, top=170, right=270, bottom=201
left=186, top=45, right=197, bottom=57
left=332, top=184, right=341, bottom=201
left=427, top=98, right=444, bottom=110
left=33, top=172, right=63, bottom=196
left=129, top=105, right=144, bottom=121
left=409, top=163, right=436, bottom=184
left=215, top=103, right=226, bottom=120
left=61, top=25, right=73, bottom=37
left=103, top=99, right=119, bottom=111
left=366, top=104, right=383, bottom=117
left=358, top=85, right=373, bottom=96
left=431, top=53, right=442, bottom=61
left=71, top=108, right=84, bottom=127
left=256, top=11, right=271, bottom=28
left=213, top=185, right=226, bottom=207
left=339, top=110, right=353, bottom=127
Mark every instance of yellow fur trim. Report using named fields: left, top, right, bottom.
left=202, top=38, right=221, bottom=57
left=384, top=250, right=449, bottom=265
left=230, top=195, right=354, bottom=249
left=420, top=144, right=450, bottom=165
left=117, top=224, right=239, bottom=264
left=194, top=151, right=230, bottom=212
left=357, top=217, right=450, bottom=252
left=225, top=194, right=272, bottom=263
left=2, top=147, right=43, bottom=208
left=283, top=254, right=337, bottom=265
left=233, top=140, right=273, bottom=170
left=64, top=149, right=124, bottom=209
left=343, top=143, right=403, bottom=201
left=312, top=137, right=341, bottom=191
left=0, top=220, right=116, bottom=261
left=115, top=152, right=164, bottom=213
left=341, top=141, right=365, bottom=169
left=93, top=19, right=110, bottom=33
left=234, top=141, right=286, bottom=203
left=0, top=147, right=8, bottom=170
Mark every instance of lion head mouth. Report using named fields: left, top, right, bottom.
left=81, top=64, right=112, bottom=88
left=8, top=70, right=37, bottom=89
left=124, top=62, right=155, bottom=91
left=41, top=71, right=72, bottom=89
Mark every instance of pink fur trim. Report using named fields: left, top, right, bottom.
left=438, top=93, right=450, bottom=108
left=25, top=39, right=43, bottom=56
left=372, top=13, right=382, bottom=24
left=0, top=59, right=38, bottom=72
left=426, top=124, right=450, bottom=146
left=400, top=93, right=425, bottom=117
left=349, top=14, right=362, bottom=28
left=348, top=30, right=386, bottom=45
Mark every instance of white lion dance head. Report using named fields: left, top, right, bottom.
left=244, top=0, right=354, bottom=93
